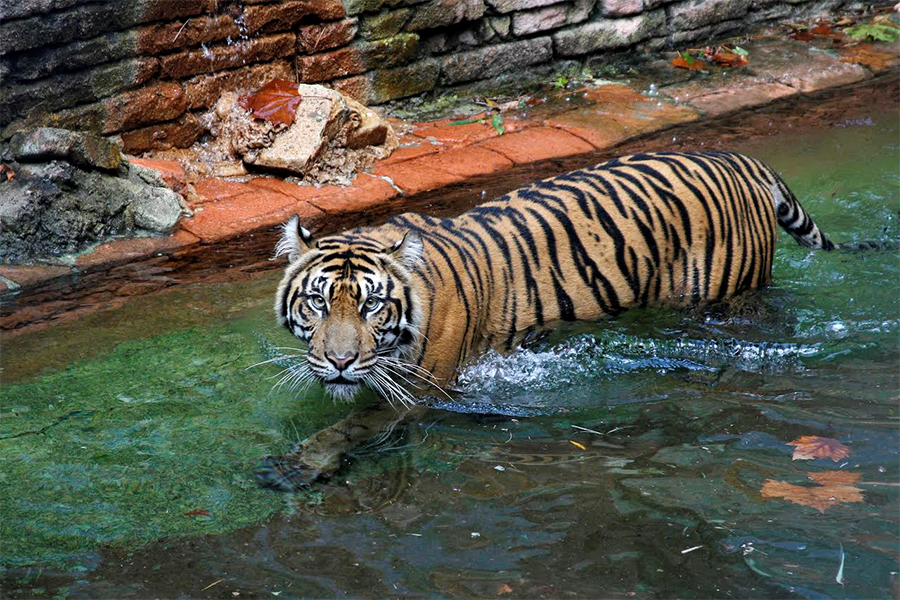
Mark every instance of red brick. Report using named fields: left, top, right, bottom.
left=142, top=0, right=207, bottom=22
left=297, top=45, right=365, bottom=83
left=411, top=115, right=500, bottom=146
left=247, top=177, right=339, bottom=203
left=179, top=189, right=324, bottom=242
left=103, top=83, right=187, bottom=134
left=160, top=33, right=295, bottom=80
left=194, top=178, right=258, bottom=203
left=374, top=146, right=511, bottom=195
left=182, top=60, right=294, bottom=110
left=120, top=114, right=204, bottom=154
left=328, top=74, right=370, bottom=102
left=478, top=127, right=594, bottom=164
left=135, top=14, right=241, bottom=55
left=376, top=137, right=442, bottom=166
left=128, top=158, right=188, bottom=195
left=297, top=18, right=359, bottom=53
left=0, top=265, right=72, bottom=289
left=243, top=0, right=346, bottom=34
left=309, top=174, right=400, bottom=213
left=74, top=230, right=200, bottom=270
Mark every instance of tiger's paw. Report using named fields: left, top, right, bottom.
left=255, top=455, right=329, bottom=492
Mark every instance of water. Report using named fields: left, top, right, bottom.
left=2, top=109, right=898, bottom=598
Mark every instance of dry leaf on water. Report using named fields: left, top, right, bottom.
left=497, top=584, right=514, bottom=595
left=184, top=508, right=212, bottom=517
left=707, top=48, right=749, bottom=67
left=839, top=44, right=899, bottom=70
left=788, top=435, right=851, bottom=461
left=809, top=23, right=835, bottom=35
left=238, top=79, right=303, bottom=127
left=761, top=471, right=863, bottom=512
left=671, top=53, right=707, bottom=70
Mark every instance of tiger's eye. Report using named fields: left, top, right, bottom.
left=363, top=296, right=381, bottom=311
left=308, top=295, right=326, bottom=310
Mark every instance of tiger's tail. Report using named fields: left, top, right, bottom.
left=770, top=178, right=900, bottom=251
left=770, top=180, right=836, bottom=251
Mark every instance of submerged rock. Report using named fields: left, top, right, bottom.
left=0, top=130, right=185, bottom=262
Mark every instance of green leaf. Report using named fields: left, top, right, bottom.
left=491, top=114, right=504, bottom=136
left=680, top=51, right=695, bottom=65
left=844, top=23, right=900, bottom=42
left=449, top=118, right=486, bottom=126
left=732, top=45, right=749, bottom=56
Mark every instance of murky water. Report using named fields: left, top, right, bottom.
left=2, top=108, right=898, bottom=598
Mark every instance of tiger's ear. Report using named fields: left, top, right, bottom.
left=389, top=231, right=423, bottom=268
left=275, top=214, right=313, bottom=262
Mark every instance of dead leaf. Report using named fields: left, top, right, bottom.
left=839, top=44, right=899, bottom=70
left=671, top=54, right=707, bottom=70
left=0, top=164, right=14, bottom=181
left=788, top=436, right=851, bottom=461
left=810, top=23, right=835, bottom=35
left=497, top=584, right=514, bottom=595
left=761, top=471, right=863, bottom=512
left=238, top=79, right=303, bottom=127
left=707, top=48, right=749, bottom=67
left=570, top=440, right=586, bottom=450
left=790, top=30, right=815, bottom=41
left=834, top=16, right=855, bottom=27
left=184, top=508, right=212, bottom=517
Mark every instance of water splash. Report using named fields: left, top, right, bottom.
left=455, top=331, right=823, bottom=403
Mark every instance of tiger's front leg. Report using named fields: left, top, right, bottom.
left=256, top=402, right=427, bottom=491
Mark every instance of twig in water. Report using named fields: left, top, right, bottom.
left=836, top=543, right=845, bottom=586
left=572, top=424, right=604, bottom=436
left=201, top=579, right=225, bottom=591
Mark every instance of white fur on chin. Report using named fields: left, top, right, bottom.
left=326, top=382, right=362, bottom=402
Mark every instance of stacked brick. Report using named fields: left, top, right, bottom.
left=0, top=0, right=841, bottom=154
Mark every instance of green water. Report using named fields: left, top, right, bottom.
left=1, top=111, right=898, bottom=598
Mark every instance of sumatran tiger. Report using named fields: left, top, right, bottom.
left=256, top=150, right=835, bottom=490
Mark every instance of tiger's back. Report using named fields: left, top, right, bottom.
left=380, top=151, right=832, bottom=379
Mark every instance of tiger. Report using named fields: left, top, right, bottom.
left=256, top=150, right=835, bottom=491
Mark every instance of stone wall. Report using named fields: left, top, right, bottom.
left=0, top=0, right=842, bottom=154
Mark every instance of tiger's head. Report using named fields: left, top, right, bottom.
left=273, top=215, right=423, bottom=402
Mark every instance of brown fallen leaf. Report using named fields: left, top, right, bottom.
left=810, top=23, right=835, bottom=35
left=788, top=435, right=851, bottom=461
left=790, top=30, right=815, bottom=41
left=761, top=471, right=863, bottom=512
left=184, top=508, right=212, bottom=517
left=238, top=79, right=303, bottom=127
left=707, top=48, right=749, bottom=67
left=839, top=44, right=899, bottom=69
left=497, top=584, right=514, bottom=595
left=0, top=164, right=14, bottom=181
left=671, top=54, right=707, bottom=70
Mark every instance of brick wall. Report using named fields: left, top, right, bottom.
left=0, top=0, right=841, bottom=154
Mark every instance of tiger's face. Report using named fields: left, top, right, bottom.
left=274, top=216, right=423, bottom=402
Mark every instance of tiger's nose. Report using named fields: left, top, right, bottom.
left=326, top=352, right=357, bottom=371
